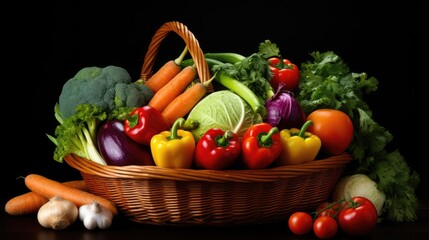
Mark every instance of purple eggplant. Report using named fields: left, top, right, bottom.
left=97, top=120, right=154, bottom=166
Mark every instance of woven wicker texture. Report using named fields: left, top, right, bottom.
left=65, top=153, right=351, bottom=225
left=140, top=21, right=210, bottom=87
left=64, top=21, right=353, bottom=225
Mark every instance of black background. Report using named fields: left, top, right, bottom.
left=6, top=0, right=427, bottom=201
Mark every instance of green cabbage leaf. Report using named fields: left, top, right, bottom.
left=186, top=90, right=263, bottom=141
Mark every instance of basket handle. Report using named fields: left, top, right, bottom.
left=140, top=21, right=211, bottom=85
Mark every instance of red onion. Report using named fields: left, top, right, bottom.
left=264, top=84, right=305, bottom=130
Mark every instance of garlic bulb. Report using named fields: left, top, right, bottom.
left=37, top=196, right=79, bottom=230
left=79, top=201, right=113, bottom=230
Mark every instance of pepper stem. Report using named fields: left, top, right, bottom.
left=168, top=118, right=185, bottom=140
left=299, top=120, right=313, bottom=138
left=276, top=56, right=286, bottom=69
left=259, top=127, right=279, bottom=147
left=216, top=130, right=233, bottom=147
left=126, top=114, right=139, bottom=128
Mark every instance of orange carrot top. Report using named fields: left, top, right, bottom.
left=148, top=65, right=197, bottom=112
left=144, top=46, right=189, bottom=93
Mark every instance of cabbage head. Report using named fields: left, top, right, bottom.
left=187, top=90, right=263, bottom=141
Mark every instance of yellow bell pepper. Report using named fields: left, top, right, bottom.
left=276, top=120, right=321, bottom=166
left=150, top=118, right=195, bottom=169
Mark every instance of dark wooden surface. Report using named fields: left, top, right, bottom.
left=1, top=197, right=428, bottom=240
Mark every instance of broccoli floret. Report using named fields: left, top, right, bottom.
left=49, top=65, right=148, bottom=164
left=58, top=65, right=153, bottom=119
left=47, top=103, right=107, bottom=164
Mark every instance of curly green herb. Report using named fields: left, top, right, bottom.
left=297, top=51, right=420, bottom=222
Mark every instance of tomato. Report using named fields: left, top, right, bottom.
left=306, top=109, right=354, bottom=155
left=316, top=201, right=343, bottom=219
left=313, top=216, right=338, bottom=239
left=288, top=212, right=313, bottom=235
left=338, top=196, right=378, bottom=236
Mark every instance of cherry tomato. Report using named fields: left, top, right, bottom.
left=316, top=201, right=343, bottom=219
left=338, top=196, right=378, bottom=236
left=306, top=109, right=354, bottom=155
left=288, top=212, right=313, bottom=235
left=313, top=216, right=338, bottom=239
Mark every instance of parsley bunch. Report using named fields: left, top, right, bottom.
left=297, top=51, right=420, bottom=222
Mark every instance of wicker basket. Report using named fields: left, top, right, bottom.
left=64, top=21, right=353, bottom=226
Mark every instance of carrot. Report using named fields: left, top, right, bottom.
left=24, top=174, right=118, bottom=216
left=148, top=65, right=197, bottom=112
left=144, top=46, right=189, bottom=93
left=5, top=180, right=88, bottom=216
left=161, top=77, right=213, bottom=127
left=5, top=192, right=48, bottom=216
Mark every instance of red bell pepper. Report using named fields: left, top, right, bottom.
left=268, top=57, right=300, bottom=92
left=124, top=105, right=169, bottom=145
left=241, top=123, right=282, bottom=169
left=194, top=128, right=241, bottom=170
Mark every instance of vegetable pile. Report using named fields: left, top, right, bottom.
left=5, top=174, right=116, bottom=230
left=296, top=51, right=419, bottom=222
left=36, top=39, right=420, bottom=227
